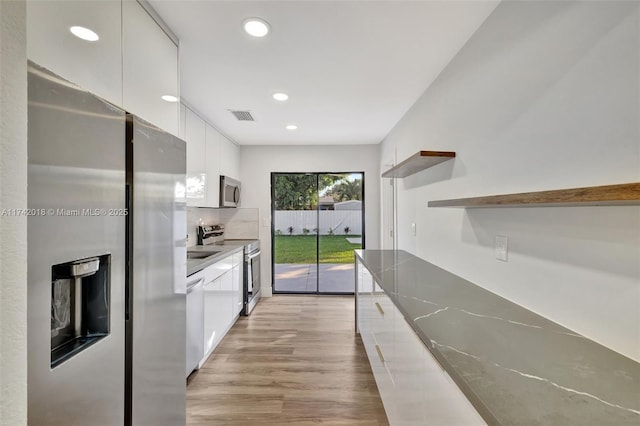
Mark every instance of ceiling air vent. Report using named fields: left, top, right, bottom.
left=230, top=110, right=254, bottom=121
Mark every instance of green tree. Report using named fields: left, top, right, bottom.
left=273, top=174, right=349, bottom=210
left=333, top=178, right=362, bottom=202
left=273, top=174, right=316, bottom=210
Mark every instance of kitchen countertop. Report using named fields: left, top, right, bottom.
left=355, top=250, right=640, bottom=426
left=187, top=244, right=244, bottom=277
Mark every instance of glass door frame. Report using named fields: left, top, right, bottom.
left=270, top=171, right=365, bottom=295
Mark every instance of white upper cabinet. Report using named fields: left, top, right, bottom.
left=183, top=105, right=240, bottom=207
left=27, top=0, right=123, bottom=106
left=185, top=107, right=206, bottom=205
left=122, top=0, right=179, bottom=136
left=185, top=108, right=206, bottom=173
left=205, top=124, right=222, bottom=208
left=27, top=0, right=179, bottom=137
left=219, top=134, right=240, bottom=182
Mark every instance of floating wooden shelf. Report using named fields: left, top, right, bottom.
left=428, top=182, right=640, bottom=208
left=381, top=151, right=456, bottom=178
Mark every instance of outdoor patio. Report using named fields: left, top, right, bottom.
left=274, top=263, right=355, bottom=293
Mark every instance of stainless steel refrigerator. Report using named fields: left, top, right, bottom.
left=27, top=61, right=186, bottom=425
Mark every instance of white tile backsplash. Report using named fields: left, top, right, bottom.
left=219, top=208, right=260, bottom=239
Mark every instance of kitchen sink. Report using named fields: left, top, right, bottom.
left=187, top=250, right=221, bottom=260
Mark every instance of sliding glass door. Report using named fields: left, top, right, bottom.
left=271, top=172, right=364, bottom=294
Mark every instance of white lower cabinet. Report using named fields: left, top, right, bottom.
left=198, top=249, right=243, bottom=368
left=357, top=266, right=485, bottom=426
left=202, top=276, right=223, bottom=358
left=232, top=252, right=244, bottom=316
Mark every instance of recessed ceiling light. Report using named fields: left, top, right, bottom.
left=69, top=26, right=99, bottom=42
left=286, top=124, right=298, bottom=130
left=243, top=18, right=270, bottom=37
left=273, top=93, right=289, bottom=101
left=161, top=95, right=178, bottom=103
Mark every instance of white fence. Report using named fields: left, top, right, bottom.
left=274, top=210, right=362, bottom=235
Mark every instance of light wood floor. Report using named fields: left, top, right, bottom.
left=187, top=295, right=389, bottom=425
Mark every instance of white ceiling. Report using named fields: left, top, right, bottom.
left=149, top=1, right=499, bottom=146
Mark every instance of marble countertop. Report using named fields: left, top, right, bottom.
left=355, top=250, right=640, bottom=426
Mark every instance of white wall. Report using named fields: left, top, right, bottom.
left=0, top=0, right=28, bottom=424
left=240, top=145, right=380, bottom=296
left=381, top=1, right=640, bottom=361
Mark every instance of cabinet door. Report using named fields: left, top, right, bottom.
left=231, top=253, right=243, bottom=316
left=27, top=0, right=123, bottom=106
left=186, top=272, right=205, bottom=377
left=204, top=124, right=221, bottom=207
left=202, top=277, right=225, bottom=360
left=122, top=0, right=178, bottom=136
left=372, top=285, right=394, bottom=370
left=220, top=270, right=235, bottom=326
left=219, top=134, right=240, bottom=181
left=185, top=108, right=206, bottom=205
left=201, top=269, right=234, bottom=362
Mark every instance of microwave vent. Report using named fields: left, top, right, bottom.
left=230, top=110, right=254, bottom=121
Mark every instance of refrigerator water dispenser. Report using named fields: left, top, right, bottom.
left=50, top=255, right=110, bottom=368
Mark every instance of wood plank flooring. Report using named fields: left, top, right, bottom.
left=187, top=295, right=389, bottom=425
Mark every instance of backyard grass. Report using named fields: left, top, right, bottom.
left=274, top=235, right=362, bottom=264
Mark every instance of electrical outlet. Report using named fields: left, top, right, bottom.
left=411, top=222, right=416, bottom=236
left=495, top=235, right=508, bottom=262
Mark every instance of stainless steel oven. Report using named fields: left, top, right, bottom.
left=195, top=225, right=260, bottom=315
left=244, top=243, right=261, bottom=315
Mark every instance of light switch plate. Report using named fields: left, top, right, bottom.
left=411, top=223, right=416, bottom=236
left=263, top=217, right=269, bottom=227
left=495, top=235, right=508, bottom=262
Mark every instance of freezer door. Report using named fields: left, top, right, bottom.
left=27, top=61, right=126, bottom=425
left=129, top=115, right=186, bottom=425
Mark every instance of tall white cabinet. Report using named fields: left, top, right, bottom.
left=27, top=0, right=124, bottom=106
left=184, top=108, right=207, bottom=204
left=122, top=0, right=179, bottom=136
left=27, top=0, right=179, bottom=136
left=204, top=123, right=222, bottom=207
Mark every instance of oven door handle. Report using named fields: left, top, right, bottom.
left=246, top=250, right=261, bottom=261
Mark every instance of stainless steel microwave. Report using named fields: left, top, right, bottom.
left=220, top=175, right=240, bottom=207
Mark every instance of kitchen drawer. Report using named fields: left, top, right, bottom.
left=204, top=252, right=234, bottom=282
left=371, top=289, right=394, bottom=369
left=392, top=309, right=428, bottom=379
left=360, top=322, right=395, bottom=416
